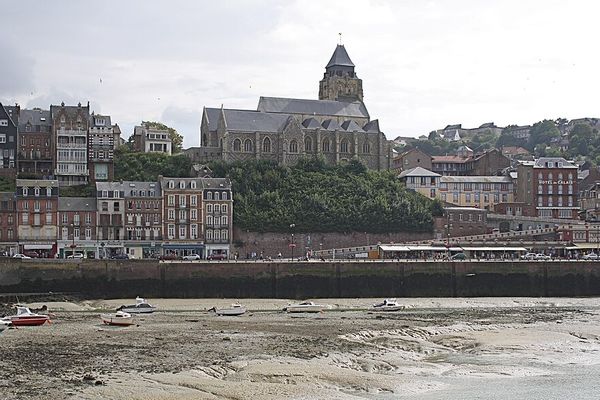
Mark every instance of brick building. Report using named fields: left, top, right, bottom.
left=392, top=148, right=432, bottom=172
left=88, top=113, right=120, bottom=182
left=16, top=108, right=53, bottom=178
left=57, top=197, right=97, bottom=258
left=16, top=179, right=59, bottom=257
left=123, top=181, right=163, bottom=259
left=432, top=149, right=509, bottom=176
left=516, top=157, right=578, bottom=219
left=96, top=182, right=125, bottom=257
left=0, top=191, right=17, bottom=255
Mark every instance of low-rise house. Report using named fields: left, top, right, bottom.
left=133, top=122, right=172, bottom=155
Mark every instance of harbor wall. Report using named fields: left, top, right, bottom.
left=0, top=259, right=599, bottom=299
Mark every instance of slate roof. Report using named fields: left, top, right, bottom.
left=533, top=157, right=578, bottom=169
left=122, top=181, right=161, bottom=197
left=341, top=120, right=363, bottom=132
left=202, top=178, right=231, bottom=190
left=225, top=109, right=291, bottom=133
left=322, top=119, right=342, bottom=131
left=363, top=120, right=380, bottom=133
left=257, top=96, right=369, bottom=119
left=90, top=114, right=112, bottom=127
left=2, top=105, right=18, bottom=126
left=440, top=176, right=513, bottom=183
left=203, top=107, right=222, bottom=132
left=399, top=167, right=441, bottom=178
left=58, top=197, right=97, bottom=211
left=302, top=117, right=321, bottom=129
left=50, top=103, right=90, bottom=120
left=17, top=108, right=51, bottom=131
left=325, top=45, right=355, bottom=68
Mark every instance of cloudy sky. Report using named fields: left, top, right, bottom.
left=1, top=0, right=599, bottom=146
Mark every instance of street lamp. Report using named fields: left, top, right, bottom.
left=289, top=223, right=296, bottom=261
left=444, top=213, right=452, bottom=259
left=70, top=222, right=76, bottom=257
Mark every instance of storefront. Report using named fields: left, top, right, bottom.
left=162, top=243, right=205, bottom=258
left=124, top=242, right=162, bottom=259
left=205, top=244, right=230, bottom=258
left=21, top=242, right=56, bottom=258
left=57, top=240, right=98, bottom=259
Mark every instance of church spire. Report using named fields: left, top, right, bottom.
left=319, top=44, right=363, bottom=102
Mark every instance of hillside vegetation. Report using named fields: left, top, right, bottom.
left=209, top=158, right=443, bottom=233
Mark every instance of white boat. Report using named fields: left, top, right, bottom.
left=0, top=319, right=11, bottom=333
left=116, top=297, right=157, bottom=314
left=210, top=304, right=247, bottom=316
left=284, top=301, right=327, bottom=313
left=101, top=311, right=135, bottom=326
left=372, top=298, right=405, bottom=312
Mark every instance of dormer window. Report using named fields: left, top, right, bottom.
left=34, top=187, right=40, bottom=196
left=46, top=187, right=52, bottom=197
left=168, top=180, right=175, bottom=189
left=22, top=187, right=28, bottom=196
left=190, top=181, right=197, bottom=189
left=179, top=181, right=185, bottom=189
left=113, top=190, right=119, bottom=198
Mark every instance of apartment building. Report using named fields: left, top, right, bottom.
left=133, top=123, right=172, bottom=155
left=0, top=191, right=17, bottom=255
left=439, top=176, right=514, bottom=210
left=88, top=113, right=120, bottom=182
left=51, top=102, right=90, bottom=186
left=57, top=197, right=97, bottom=258
left=96, top=181, right=125, bottom=257
left=0, top=103, right=18, bottom=177
left=123, top=181, right=162, bottom=259
left=16, top=179, right=59, bottom=257
left=398, top=167, right=440, bottom=198
left=203, top=178, right=233, bottom=258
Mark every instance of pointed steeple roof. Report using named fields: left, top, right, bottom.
left=326, top=45, right=355, bottom=68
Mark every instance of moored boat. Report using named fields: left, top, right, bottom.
left=210, top=304, right=246, bottom=316
left=0, top=319, right=11, bottom=333
left=116, top=297, right=157, bottom=314
left=2, top=306, right=51, bottom=326
left=101, top=311, right=135, bottom=326
left=284, top=301, right=327, bottom=313
left=372, top=298, right=404, bottom=312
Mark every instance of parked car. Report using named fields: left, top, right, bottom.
left=582, top=253, right=599, bottom=260
left=111, top=254, right=129, bottom=260
left=535, top=253, right=551, bottom=260
left=450, top=252, right=467, bottom=260
left=12, top=253, right=31, bottom=259
left=182, top=254, right=201, bottom=261
left=67, top=253, right=84, bottom=259
left=207, top=253, right=228, bottom=261
left=520, top=253, right=537, bottom=260
left=159, top=253, right=179, bottom=260
left=23, top=250, right=39, bottom=258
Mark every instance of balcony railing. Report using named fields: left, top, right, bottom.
left=56, top=142, right=87, bottom=149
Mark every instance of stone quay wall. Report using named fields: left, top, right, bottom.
left=1, top=259, right=599, bottom=299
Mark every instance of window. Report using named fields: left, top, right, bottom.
left=322, top=138, right=330, bottom=152
left=538, top=197, right=543, bottom=207
left=62, top=227, right=68, bottom=240
left=179, top=226, right=186, bottom=239
left=22, top=213, right=28, bottom=223
left=34, top=187, right=40, bottom=197
left=222, top=192, right=228, bottom=200
left=263, top=137, right=271, bottom=153
left=168, top=224, right=175, bottom=239
left=113, top=202, right=120, bottom=211
left=222, top=215, right=228, bottom=225
left=46, top=201, right=52, bottom=210
left=233, top=139, right=241, bottom=152
left=222, top=229, right=228, bottom=240
left=465, top=194, right=471, bottom=203
left=179, top=196, right=186, bottom=207
left=22, top=187, right=28, bottom=196
left=168, top=180, right=175, bottom=189
left=289, top=140, right=298, bottom=153
left=102, top=202, right=108, bottom=212
left=244, top=139, right=253, bottom=152
left=305, top=137, right=312, bottom=152
left=62, top=213, right=68, bottom=224
left=74, top=227, right=80, bottom=238
left=215, top=192, right=220, bottom=201
left=548, top=197, right=553, bottom=207
left=191, top=224, right=197, bottom=239
left=222, top=204, right=228, bottom=213
left=168, top=209, right=175, bottom=220
left=102, top=190, right=108, bottom=198
left=179, top=209, right=186, bottom=220
left=568, top=196, right=573, bottom=206
left=46, top=187, right=52, bottom=197
left=191, top=195, right=197, bottom=206
left=207, top=215, right=213, bottom=225
left=190, top=209, right=197, bottom=220
left=215, top=229, right=221, bottom=240
left=206, top=229, right=213, bottom=240
left=453, top=193, right=459, bottom=203
left=207, top=204, right=213, bottom=213
left=168, top=195, right=175, bottom=206
left=179, top=181, right=185, bottom=189
left=340, top=139, right=348, bottom=153
left=113, top=190, right=119, bottom=198
left=190, top=181, right=196, bottom=189
left=34, top=201, right=40, bottom=211
left=214, top=204, right=221, bottom=213
left=363, top=142, right=370, bottom=154
left=207, top=192, right=213, bottom=200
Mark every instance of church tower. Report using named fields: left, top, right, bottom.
left=319, top=44, right=364, bottom=102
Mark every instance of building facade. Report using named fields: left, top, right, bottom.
left=399, top=167, right=440, bottom=199
left=57, top=197, right=97, bottom=258
left=199, top=45, right=393, bottom=171
left=123, top=181, right=162, bottom=259
left=96, top=182, right=125, bottom=257
left=51, top=102, right=90, bottom=186
left=88, top=113, right=120, bottom=182
left=516, top=157, right=579, bottom=219
left=0, top=191, right=17, bottom=255
left=0, top=103, right=18, bottom=177
left=393, top=148, right=432, bottom=172
left=202, top=178, right=233, bottom=258
left=439, top=175, right=514, bottom=210
left=16, top=179, right=59, bottom=257
left=16, top=108, right=54, bottom=178
left=133, top=123, right=172, bottom=155
left=432, top=149, right=509, bottom=176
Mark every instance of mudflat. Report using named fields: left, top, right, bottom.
left=1, top=298, right=599, bottom=399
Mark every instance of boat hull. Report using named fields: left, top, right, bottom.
left=118, top=307, right=156, bottom=314
left=215, top=308, right=246, bottom=316
left=372, top=306, right=405, bottom=312
left=286, top=306, right=324, bottom=313
left=101, top=315, right=135, bottom=326
left=7, top=316, right=49, bottom=326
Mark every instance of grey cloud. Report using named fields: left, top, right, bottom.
left=0, top=40, right=35, bottom=95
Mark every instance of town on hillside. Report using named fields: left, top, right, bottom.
left=1, top=44, right=600, bottom=260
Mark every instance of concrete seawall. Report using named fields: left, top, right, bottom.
left=0, top=260, right=599, bottom=299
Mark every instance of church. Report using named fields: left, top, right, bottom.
left=193, top=45, right=393, bottom=170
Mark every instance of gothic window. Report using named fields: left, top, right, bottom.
left=289, top=140, right=298, bottom=153
left=363, top=142, right=371, bottom=154
left=233, top=139, right=241, bottom=152
left=305, top=137, right=312, bottom=152
left=244, top=139, right=253, bottom=152
left=340, top=139, right=349, bottom=153
left=262, top=137, right=271, bottom=153
left=322, top=138, right=330, bottom=152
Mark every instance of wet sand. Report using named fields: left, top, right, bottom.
left=1, top=298, right=599, bottom=399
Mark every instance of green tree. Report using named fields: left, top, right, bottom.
left=527, top=120, right=560, bottom=151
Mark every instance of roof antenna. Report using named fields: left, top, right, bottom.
left=338, top=32, right=342, bottom=45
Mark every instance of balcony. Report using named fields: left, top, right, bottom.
left=56, top=142, right=87, bottom=149
left=57, top=128, right=87, bottom=137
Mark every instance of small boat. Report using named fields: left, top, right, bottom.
left=0, top=319, right=11, bottom=333
left=210, top=304, right=247, bottom=316
left=101, top=311, right=135, bottom=326
left=284, top=301, right=327, bottom=313
left=2, top=306, right=51, bottom=326
left=372, top=298, right=405, bottom=312
left=116, top=297, right=157, bottom=314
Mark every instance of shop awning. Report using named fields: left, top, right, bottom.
left=379, top=245, right=410, bottom=252
left=163, top=244, right=205, bottom=250
left=24, top=244, right=53, bottom=250
left=572, top=243, right=600, bottom=249
left=460, top=247, right=528, bottom=252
